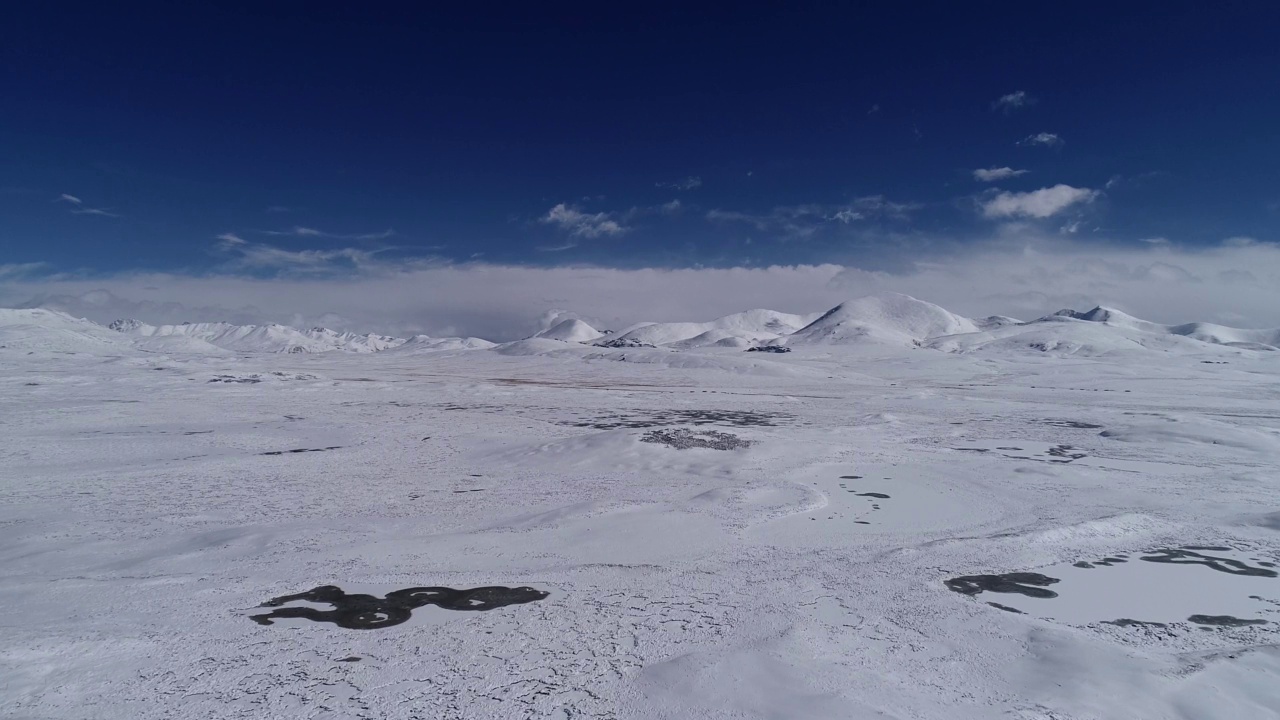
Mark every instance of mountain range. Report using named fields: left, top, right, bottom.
left=2, top=293, right=1277, bottom=357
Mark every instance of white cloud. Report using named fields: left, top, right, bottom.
left=656, top=176, right=702, bottom=191
left=981, top=184, right=1099, bottom=219
left=868, top=104, right=881, bottom=115
left=992, top=90, right=1034, bottom=113
left=541, top=203, right=628, bottom=238
left=57, top=193, right=83, bottom=205
left=973, top=167, right=1029, bottom=182
left=1019, top=132, right=1063, bottom=148
left=661, top=199, right=683, bottom=215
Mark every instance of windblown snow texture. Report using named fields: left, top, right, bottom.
left=3, top=295, right=1280, bottom=720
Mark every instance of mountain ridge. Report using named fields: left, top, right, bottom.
left=4, top=294, right=1279, bottom=357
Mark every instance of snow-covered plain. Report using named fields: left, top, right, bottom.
left=2, top=295, right=1279, bottom=719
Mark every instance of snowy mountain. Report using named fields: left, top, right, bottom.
left=597, top=309, right=819, bottom=349
left=787, top=293, right=979, bottom=347
left=929, top=305, right=1280, bottom=356
left=390, top=335, right=498, bottom=353
left=1047, top=306, right=1280, bottom=350
left=6, top=296, right=1280, bottom=360
left=0, top=308, right=132, bottom=353
left=108, top=319, right=405, bottom=354
left=532, top=318, right=606, bottom=343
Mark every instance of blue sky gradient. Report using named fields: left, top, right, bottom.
left=2, top=2, right=1278, bottom=276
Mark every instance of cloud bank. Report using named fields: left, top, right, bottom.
left=7, top=236, right=1280, bottom=341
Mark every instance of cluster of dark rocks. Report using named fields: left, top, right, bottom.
left=640, top=428, right=753, bottom=450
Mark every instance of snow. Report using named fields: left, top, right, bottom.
left=533, top=318, right=606, bottom=343
left=604, top=308, right=818, bottom=348
left=110, top=318, right=406, bottom=353
left=391, top=334, right=498, bottom=353
left=0, top=308, right=132, bottom=354
left=3, top=298, right=1280, bottom=719
left=788, top=292, right=979, bottom=346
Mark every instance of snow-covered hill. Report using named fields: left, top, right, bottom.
left=599, top=309, right=819, bottom=349
left=108, top=319, right=405, bottom=354
left=6, top=295, right=1280, bottom=361
left=1049, top=307, right=1280, bottom=350
left=929, top=305, right=1280, bottom=356
left=0, top=308, right=132, bottom=354
left=390, top=335, right=498, bottom=353
left=532, top=318, right=606, bottom=343
left=788, top=293, right=979, bottom=347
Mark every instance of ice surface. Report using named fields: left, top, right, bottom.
left=954, top=547, right=1280, bottom=626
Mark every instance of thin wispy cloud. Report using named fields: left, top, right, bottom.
left=973, top=167, right=1029, bottom=182
left=214, top=233, right=386, bottom=273
left=540, top=203, right=628, bottom=238
left=55, top=193, right=120, bottom=217
left=261, top=226, right=396, bottom=241
left=867, top=104, right=881, bottom=115
left=621, top=199, right=686, bottom=222
left=846, top=195, right=920, bottom=220
left=0, top=262, right=47, bottom=280
left=980, top=184, right=1099, bottom=219
left=992, top=90, right=1034, bottom=113
left=1019, top=132, right=1063, bottom=148
left=656, top=176, right=703, bottom=191
left=536, top=242, right=579, bottom=252
left=707, top=195, right=918, bottom=239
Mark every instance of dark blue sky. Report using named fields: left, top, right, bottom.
left=3, top=2, right=1277, bottom=275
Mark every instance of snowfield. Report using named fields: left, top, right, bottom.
left=2, top=295, right=1279, bottom=719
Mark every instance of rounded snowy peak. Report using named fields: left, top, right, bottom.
left=0, top=308, right=131, bottom=353
left=1049, top=306, right=1139, bottom=324
left=789, top=292, right=978, bottom=346
left=533, top=318, right=604, bottom=343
